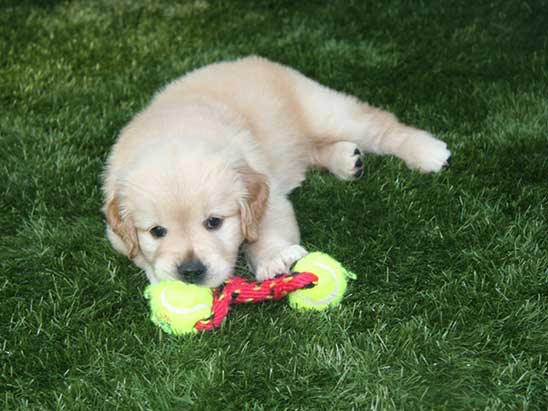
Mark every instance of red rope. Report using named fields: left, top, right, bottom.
left=194, top=272, right=317, bottom=331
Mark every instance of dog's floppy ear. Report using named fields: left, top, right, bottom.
left=239, top=168, right=269, bottom=242
left=104, top=196, right=140, bottom=259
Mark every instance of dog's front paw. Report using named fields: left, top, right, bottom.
left=254, top=245, right=308, bottom=281
left=400, top=130, right=451, bottom=173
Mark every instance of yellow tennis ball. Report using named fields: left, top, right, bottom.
left=288, top=252, right=356, bottom=311
left=144, top=281, right=213, bottom=335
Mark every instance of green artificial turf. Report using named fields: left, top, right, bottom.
left=1, top=1, right=547, bottom=410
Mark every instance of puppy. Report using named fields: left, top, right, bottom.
left=102, top=56, right=450, bottom=287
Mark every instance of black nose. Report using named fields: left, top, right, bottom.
left=177, top=260, right=206, bottom=284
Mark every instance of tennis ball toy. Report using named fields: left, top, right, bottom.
left=144, top=280, right=213, bottom=335
left=288, top=252, right=356, bottom=311
left=143, top=252, right=355, bottom=335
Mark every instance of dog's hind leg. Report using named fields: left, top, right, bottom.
left=286, top=69, right=451, bottom=173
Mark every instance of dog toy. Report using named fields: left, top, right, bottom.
left=144, top=281, right=213, bottom=335
left=144, top=252, right=356, bottom=335
left=288, top=251, right=353, bottom=310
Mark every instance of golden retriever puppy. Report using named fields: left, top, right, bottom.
left=102, top=56, right=450, bottom=287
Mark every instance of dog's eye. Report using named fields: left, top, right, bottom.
left=150, top=226, right=167, bottom=238
left=204, top=217, right=223, bottom=230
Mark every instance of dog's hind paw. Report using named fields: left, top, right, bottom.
left=399, top=130, right=451, bottom=173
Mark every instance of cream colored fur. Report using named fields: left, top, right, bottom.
left=102, top=56, right=450, bottom=287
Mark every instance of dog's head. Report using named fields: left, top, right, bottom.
left=103, top=138, right=269, bottom=287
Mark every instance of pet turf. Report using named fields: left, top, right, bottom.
left=1, top=1, right=547, bottom=410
